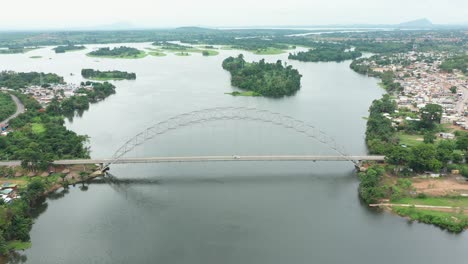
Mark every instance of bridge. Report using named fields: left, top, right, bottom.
left=0, top=155, right=385, bottom=167
left=0, top=107, right=386, bottom=170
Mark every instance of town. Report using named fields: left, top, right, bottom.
left=353, top=51, right=467, bottom=133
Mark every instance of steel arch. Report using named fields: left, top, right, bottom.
left=105, top=107, right=356, bottom=169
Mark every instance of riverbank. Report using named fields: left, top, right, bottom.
left=0, top=164, right=103, bottom=257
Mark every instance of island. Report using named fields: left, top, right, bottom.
left=81, top=69, right=136, bottom=80
left=222, top=54, right=302, bottom=97
left=53, top=44, right=86, bottom=53
left=151, top=42, right=219, bottom=56
left=289, top=46, right=362, bottom=62
left=87, top=46, right=147, bottom=59
left=0, top=47, right=40, bottom=54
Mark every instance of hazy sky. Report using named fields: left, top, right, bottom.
left=1, top=0, right=467, bottom=29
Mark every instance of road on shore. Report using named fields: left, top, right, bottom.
left=0, top=93, right=25, bottom=125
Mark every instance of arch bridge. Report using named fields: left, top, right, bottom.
left=94, top=107, right=385, bottom=170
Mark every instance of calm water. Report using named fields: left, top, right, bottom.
left=1, top=44, right=467, bottom=263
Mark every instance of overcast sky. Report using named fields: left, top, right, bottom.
left=1, top=0, right=467, bottom=29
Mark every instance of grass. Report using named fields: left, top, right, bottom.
left=397, top=132, right=424, bottom=147
left=86, top=51, right=147, bottom=59
left=393, top=206, right=468, bottom=233
left=148, top=51, right=166, bottom=57
left=252, top=47, right=286, bottom=55
left=29, top=56, right=42, bottom=59
left=7, top=240, right=32, bottom=251
left=31, top=123, right=45, bottom=134
left=392, top=196, right=468, bottom=207
left=225, top=91, right=261, bottom=97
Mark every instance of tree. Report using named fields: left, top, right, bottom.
left=409, top=143, right=441, bottom=172
left=436, top=140, right=456, bottom=169
left=456, top=132, right=468, bottom=151
left=0, top=231, right=7, bottom=256
left=423, top=132, right=436, bottom=143
left=450, top=86, right=457, bottom=94
left=420, top=104, right=443, bottom=129
left=385, top=146, right=410, bottom=175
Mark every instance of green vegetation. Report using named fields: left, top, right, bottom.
left=347, top=40, right=413, bottom=54
left=222, top=54, right=302, bottom=97
left=0, top=178, right=46, bottom=256
left=201, top=50, right=219, bottom=56
left=30, top=123, right=45, bottom=135
left=393, top=196, right=468, bottom=208
left=253, top=47, right=286, bottom=55
left=175, top=52, right=191, bottom=56
left=29, top=56, right=42, bottom=59
left=440, top=54, right=467, bottom=75
left=6, top=240, right=31, bottom=251
left=0, top=93, right=16, bottom=121
left=393, top=206, right=468, bottom=233
left=0, top=71, right=64, bottom=90
left=87, top=46, right=147, bottom=59
left=397, top=132, right=424, bottom=147
left=358, top=165, right=386, bottom=204
left=152, top=42, right=219, bottom=56
left=81, top=69, right=136, bottom=80
left=53, top=44, right=85, bottom=53
left=148, top=51, right=166, bottom=57
left=0, top=47, right=39, bottom=54
left=0, top=80, right=115, bottom=171
left=226, top=91, right=261, bottom=97
left=289, top=46, right=362, bottom=62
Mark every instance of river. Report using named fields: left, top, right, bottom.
left=1, top=44, right=467, bottom=263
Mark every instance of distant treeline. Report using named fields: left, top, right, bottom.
left=81, top=69, right=136, bottom=80
left=222, top=54, right=302, bottom=97
left=0, top=71, right=64, bottom=90
left=289, top=45, right=362, bottom=62
left=53, top=44, right=85, bottom=53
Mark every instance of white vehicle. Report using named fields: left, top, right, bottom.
left=233, top=155, right=241, bottom=159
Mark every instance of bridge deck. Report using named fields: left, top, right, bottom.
left=0, top=155, right=385, bottom=166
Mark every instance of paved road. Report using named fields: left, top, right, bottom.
left=0, top=93, right=25, bottom=125
left=0, top=155, right=386, bottom=166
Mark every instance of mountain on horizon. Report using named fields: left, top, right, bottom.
left=397, top=18, right=433, bottom=28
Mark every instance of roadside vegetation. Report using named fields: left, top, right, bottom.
left=222, top=54, right=302, bottom=97
left=0, top=93, right=16, bottom=122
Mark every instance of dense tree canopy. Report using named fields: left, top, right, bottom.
left=0, top=93, right=16, bottom=122
left=289, top=46, right=362, bottom=62
left=222, top=55, right=302, bottom=97
left=88, top=46, right=143, bottom=58
left=440, top=54, right=467, bottom=74
left=53, top=44, right=85, bottom=53
left=81, top=69, right=136, bottom=80
left=0, top=71, right=64, bottom=90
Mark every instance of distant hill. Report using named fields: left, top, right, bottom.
left=398, top=18, right=434, bottom=28
left=175, top=27, right=219, bottom=32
